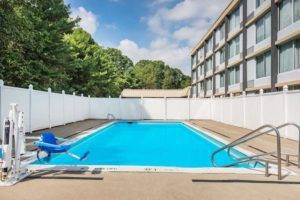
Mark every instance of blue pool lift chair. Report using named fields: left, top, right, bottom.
left=34, top=132, right=89, bottom=161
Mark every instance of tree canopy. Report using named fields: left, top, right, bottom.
left=133, top=60, right=190, bottom=90
left=0, top=0, right=190, bottom=97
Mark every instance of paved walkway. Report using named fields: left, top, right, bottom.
left=1, top=172, right=300, bottom=200
left=1, top=119, right=300, bottom=200
left=31, top=119, right=109, bottom=139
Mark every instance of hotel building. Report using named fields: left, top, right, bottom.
left=190, top=0, right=300, bottom=98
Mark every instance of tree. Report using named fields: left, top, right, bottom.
left=0, top=0, right=77, bottom=91
left=132, top=60, right=190, bottom=89
left=103, top=48, right=140, bottom=96
left=64, top=28, right=115, bottom=97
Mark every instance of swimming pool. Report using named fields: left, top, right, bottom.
left=32, top=121, right=260, bottom=169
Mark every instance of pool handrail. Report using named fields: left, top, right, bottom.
left=211, top=124, right=282, bottom=180
left=227, top=123, right=300, bottom=168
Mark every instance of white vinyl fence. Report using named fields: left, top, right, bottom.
left=89, top=90, right=300, bottom=141
left=0, top=80, right=90, bottom=135
left=1, top=80, right=300, bottom=140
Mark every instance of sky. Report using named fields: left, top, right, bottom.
left=65, top=0, right=230, bottom=75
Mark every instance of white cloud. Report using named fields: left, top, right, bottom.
left=118, top=39, right=190, bottom=74
left=72, top=7, right=99, bottom=35
left=147, top=10, right=168, bottom=36
left=150, top=38, right=169, bottom=49
left=172, top=18, right=213, bottom=45
left=164, top=0, right=200, bottom=21
left=147, top=0, right=230, bottom=46
left=118, top=0, right=231, bottom=75
left=164, top=0, right=228, bottom=22
left=173, top=26, right=195, bottom=42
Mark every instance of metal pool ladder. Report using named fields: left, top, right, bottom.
left=211, top=123, right=300, bottom=180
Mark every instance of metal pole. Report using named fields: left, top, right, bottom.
left=28, top=84, right=33, bottom=133
left=286, top=154, right=290, bottom=167
left=0, top=80, right=4, bottom=139
left=265, top=161, right=269, bottom=177
left=48, top=88, right=52, bottom=128
left=276, top=129, right=282, bottom=180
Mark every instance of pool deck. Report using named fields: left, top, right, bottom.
left=1, top=119, right=300, bottom=200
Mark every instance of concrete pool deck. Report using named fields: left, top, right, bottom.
left=1, top=119, right=300, bottom=200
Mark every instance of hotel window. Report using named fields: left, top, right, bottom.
left=279, top=41, right=294, bottom=73
left=229, top=36, right=240, bottom=58
left=279, top=39, right=300, bottom=73
left=206, top=37, right=213, bottom=52
left=220, top=23, right=225, bottom=40
left=198, top=65, right=203, bottom=77
left=199, top=82, right=204, bottom=92
left=229, top=6, right=240, bottom=32
left=193, top=85, right=197, bottom=96
left=192, top=55, right=196, bottom=66
left=235, top=66, right=240, bottom=84
left=279, top=0, right=292, bottom=29
left=256, top=51, right=271, bottom=78
left=228, top=66, right=240, bottom=85
left=195, top=51, right=198, bottom=63
left=296, top=39, right=300, bottom=69
left=199, top=64, right=204, bottom=76
left=256, top=12, right=271, bottom=43
left=220, top=47, right=226, bottom=64
left=220, top=72, right=225, bottom=87
left=198, top=48, right=204, bottom=61
left=295, top=0, right=300, bottom=22
left=206, top=57, right=213, bottom=72
left=256, top=0, right=266, bottom=8
left=206, top=78, right=212, bottom=90
left=192, top=71, right=197, bottom=82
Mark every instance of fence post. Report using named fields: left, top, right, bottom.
left=73, top=92, right=76, bottom=122
left=81, top=93, right=84, bottom=120
left=0, top=80, right=4, bottom=138
left=119, top=95, right=122, bottom=120
left=188, top=96, right=191, bottom=120
left=210, top=96, right=213, bottom=120
left=48, top=87, right=52, bottom=128
left=230, top=93, right=233, bottom=124
left=62, top=90, right=65, bottom=125
left=88, top=95, right=91, bottom=119
left=164, top=97, right=167, bottom=120
left=28, top=84, right=33, bottom=133
left=140, top=97, right=143, bottom=120
left=221, top=95, right=224, bottom=123
left=242, top=91, right=246, bottom=128
left=283, top=85, right=288, bottom=138
left=259, top=89, right=264, bottom=126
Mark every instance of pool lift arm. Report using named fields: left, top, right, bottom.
left=1, top=104, right=27, bottom=184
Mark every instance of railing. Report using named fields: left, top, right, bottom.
left=211, top=124, right=282, bottom=180
left=227, top=123, right=300, bottom=168
left=211, top=123, right=300, bottom=180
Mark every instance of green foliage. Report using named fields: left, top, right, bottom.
left=133, top=60, right=190, bottom=89
left=0, top=0, right=190, bottom=97
left=0, top=0, right=77, bottom=91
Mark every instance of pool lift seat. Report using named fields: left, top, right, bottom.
left=211, top=123, right=300, bottom=180
left=34, top=132, right=89, bottom=161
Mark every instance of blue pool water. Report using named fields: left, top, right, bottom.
left=33, top=121, right=258, bottom=168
